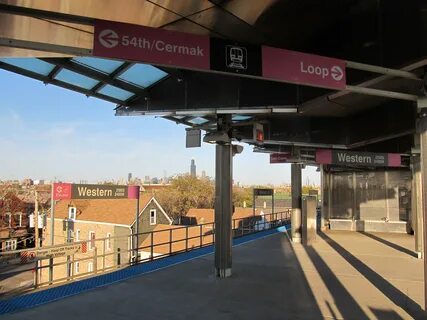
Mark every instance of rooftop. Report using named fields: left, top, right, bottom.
left=4, top=230, right=425, bottom=319
left=53, top=193, right=159, bottom=226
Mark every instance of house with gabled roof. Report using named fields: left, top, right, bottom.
left=40, top=193, right=171, bottom=283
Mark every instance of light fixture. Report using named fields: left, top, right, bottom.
left=217, top=108, right=270, bottom=114
left=272, top=107, right=298, bottom=113
left=232, top=144, right=244, bottom=156
left=143, top=111, right=174, bottom=116
left=176, top=109, right=215, bottom=116
left=203, top=131, right=230, bottom=144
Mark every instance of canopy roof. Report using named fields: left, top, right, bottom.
left=0, top=0, right=425, bottom=159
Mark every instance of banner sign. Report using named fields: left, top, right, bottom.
left=316, top=149, right=401, bottom=167
left=254, top=188, right=274, bottom=196
left=53, top=183, right=140, bottom=200
left=262, top=47, right=346, bottom=90
left=270, top=153, right=290, bottom=163
left=20, top=243, right=87, bottom=263
left=94, top=20, right=210, bottom=70
left=93, top=20, right=347, bottom=90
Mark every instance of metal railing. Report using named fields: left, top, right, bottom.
left=0, top=210, right=291, bottom=297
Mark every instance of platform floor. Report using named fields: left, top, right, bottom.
left=3, top=230, right=425, bottom=320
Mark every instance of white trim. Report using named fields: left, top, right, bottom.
left=130, top=196, right=173, bottom=227
left=18, top=213, right=22, bottom=227
left=75, top=261, right=80, bottom=274
left=48, top=217, right=130, bottom=228
left=5, top=239, right=17, bottom=251
left=150, top=209, right=157, bottom=225
left=75, top=229, right=80, bottom=242
left=152, top=198, right=173, bottom=224
left=68, top=207, right=76, bottom=220
left=88, top=262, right=93, bottom=273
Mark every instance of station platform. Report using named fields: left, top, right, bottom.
left=3, top=230, right=425, bottom=320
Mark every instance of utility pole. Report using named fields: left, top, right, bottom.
left=34, top=190, right=39, bottom=248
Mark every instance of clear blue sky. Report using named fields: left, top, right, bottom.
left=0, top=69, right=320, bottom=185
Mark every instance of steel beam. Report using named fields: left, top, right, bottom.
left=417, top=100, right=427, bottom=311
left=291, top=163, right=302, bottom=243
left=0, top=61, right=124, bottom=105
left=39, top=58, right=142, bottom=94
left=214, top=115, right=233, bottom=278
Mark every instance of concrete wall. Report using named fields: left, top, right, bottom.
left=329, top=219, right=408, bottom=233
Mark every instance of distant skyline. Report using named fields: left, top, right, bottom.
left=0, top=70, right=320, bottom=185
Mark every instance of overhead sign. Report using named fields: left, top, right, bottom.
left=210, top=38, right=262, bottom=76
left=254, top=188, right=274, bottom=196
left=93, top=20, right=347, bottom=91
left=316, top=149, right=401, bottom=167
left=262, top=47, right=346, bottom=90
left=20, top=243, right=87, bottom=263
left=270, top=153, right=290, bottom=163
left=53, top=183, right=140, bottom=200
left=94, top=20, right=210, bottom=70
left=186, top=128, right=201, bottom=148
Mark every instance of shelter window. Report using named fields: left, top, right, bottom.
left=118, top=63, right=168, bottom=88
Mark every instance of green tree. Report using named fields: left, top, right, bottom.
left=155, top=175, right=214, bottom=219
left=233, top=187, right=253, bottom=208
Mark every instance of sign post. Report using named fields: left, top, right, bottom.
left=49, top=183, right=55, bottom=283
left=253, top=188, right=274, bottom=216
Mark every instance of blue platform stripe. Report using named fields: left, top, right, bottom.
left=0, top=225, right=290, bottom=315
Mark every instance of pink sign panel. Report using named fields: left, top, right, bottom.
left=93, top=20, right=210, bottom=70
left=262, top=47, right=346, bottom=90
left=53, top=183, right=72, bottom=200
left=315, top=149, right=333, bottom=165
left=127, top=186, right=140, bottom=199
left=270, top=153, right=291, bottom=164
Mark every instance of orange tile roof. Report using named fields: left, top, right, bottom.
left=53, top=194, right=154, bottom=226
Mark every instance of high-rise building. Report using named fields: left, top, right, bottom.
left=190, top=159, right=196, bottom=178
left=201, top=170, right=206, bottom=178
left=128, top=173, right=132, bottom=183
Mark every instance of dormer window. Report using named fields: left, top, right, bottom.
left=68, top=206, right=77, bottom=220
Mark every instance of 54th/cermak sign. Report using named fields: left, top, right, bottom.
left=53, top=183, right=139, bottom=200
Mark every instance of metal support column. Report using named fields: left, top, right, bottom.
left=412, top=152, right=423, bottom=258
left=291, top=163, right=302, bottom=243
left=215, top=115, right=233, bottom=278
left=417, top=101, right=427, bottom=311
left=321, top=165, right=328, bottom=230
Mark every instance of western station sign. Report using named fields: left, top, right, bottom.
left=93, top=20, right=346, bottom=90
left=254, top=188, right=274, bottom=196
left=316, top=149, right=402, bottom=167
left=53, top=183, right=140, bottom=200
